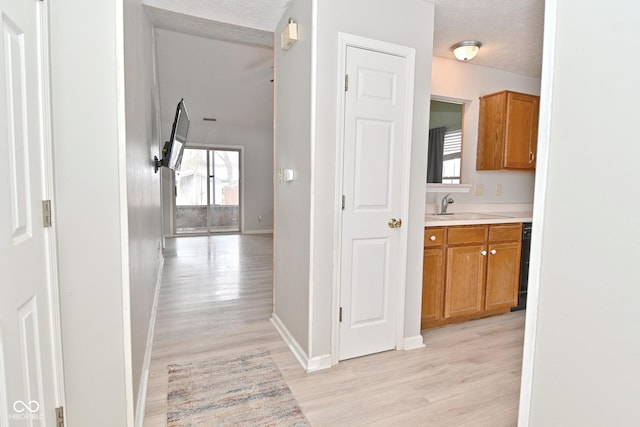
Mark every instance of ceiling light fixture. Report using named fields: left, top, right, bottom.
left=451, top=40, right=482, bottom=61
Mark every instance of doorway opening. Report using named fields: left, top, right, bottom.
left=174, top=147, right=241, bottom=234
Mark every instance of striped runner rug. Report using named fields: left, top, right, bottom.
left=167, top=347, right=309, bottom=426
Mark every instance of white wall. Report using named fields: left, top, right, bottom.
left=521, top=0, right=640, bottom=425
left=50, top=0, right=130, bottom=424
left=155, top=29, right=274, bottom=234
left=311, top=0, right=435, bottom=357
left=123, top=0, right=164, bottom=420
left=274, top=0, right=435, bottom=362
left=429, top=57, right=541, bottom=205
left=273, top=0, right=313, bottom=354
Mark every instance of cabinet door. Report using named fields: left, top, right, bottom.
left=504, top=92, right=539, bottom=170
left=421, top=247, right=445, bottom=329
left=444, top=245, right=486, bottom=318
left=485, top=242, right=521, bottom=310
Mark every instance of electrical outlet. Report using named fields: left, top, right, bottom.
left=496, top=184, right=503, bottom=196
left=475, top=183, right=484, bottom=196
left=258, top=215, right=263, bottom=222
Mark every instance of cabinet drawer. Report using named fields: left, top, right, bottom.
left=424, top=227, right=446, bottom=247
left=447, top=226, right=487, bottom=244
left=489, top=224, right=521, bottom=242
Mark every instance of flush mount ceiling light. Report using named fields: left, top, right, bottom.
left=451, top=40, right=482, bottom=61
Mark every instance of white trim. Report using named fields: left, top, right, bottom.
left=518, top=1, right=557, bottom=425
left=114, top=0, right=135, bottom=424
left=134, top=258, right=163, bottom=427
left=307, top=0, right=318, bottom=360
left=402, top=335, right=426, bottom=351
left=306, top=354, right=332, bottom=372
left=271, top=313, right=309, bottom=371
left=0, top=329, right=9, bottom=427
left=271, top=313, right=332, bottom=373
left=330, top=30, right=347, bottom=367
left=242, top=229, right=273, bottom=235
left=332, top=33, right=416, bottom=362
left=35, top=0, right=66, bottom=408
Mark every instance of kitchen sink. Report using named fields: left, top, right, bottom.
left=426, top=212, right=510, bottom=221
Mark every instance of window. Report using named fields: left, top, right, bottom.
left=442, top=129, right=462, bottom=184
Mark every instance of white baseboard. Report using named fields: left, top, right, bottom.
left=306, top=354, right=332, bottom=372
left=134, top=257, right=164, bottom=427
left=271, top=313, right=309, bottom=370
left=243, top=229, right=273, bottom=235
left=403, top=335, right=426, bottom=351
left=271, top=313, right=331, bottom=373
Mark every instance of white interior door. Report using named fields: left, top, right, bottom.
left=0, top=0, right=61, bottom=424
left=339, top=45, right=411, bottom=361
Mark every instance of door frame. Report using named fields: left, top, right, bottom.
left=171, top=144, right=244, bottom=235
left=37, top=0, right=66, bottom=407
left=331, top=33, right=416, bottom=364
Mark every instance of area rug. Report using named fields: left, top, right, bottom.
left=167, top=347, right=310, bottom=426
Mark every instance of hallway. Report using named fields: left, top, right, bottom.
left=144, top=234, right=524, bottom=426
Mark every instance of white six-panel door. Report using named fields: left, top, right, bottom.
left=339, top=44, right=412, bottom=361
left=0, top=0, right=61, bottom=424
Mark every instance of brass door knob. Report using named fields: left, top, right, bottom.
left=388, top=218, right=402, bottom=228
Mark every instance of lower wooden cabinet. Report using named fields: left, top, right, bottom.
left=421, top=228, right=445, bottom=328
left=421, top=223, right=522, bottom=330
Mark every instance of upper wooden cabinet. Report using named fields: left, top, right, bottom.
left=476, top=90, right=540, bottom=171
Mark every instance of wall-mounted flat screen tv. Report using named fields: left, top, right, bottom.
left=161, top=98, right=190, bottom=170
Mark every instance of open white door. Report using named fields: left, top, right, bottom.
left=339, top=44, right=413, bottom=361
left=0, top=0, right=63, bottom=424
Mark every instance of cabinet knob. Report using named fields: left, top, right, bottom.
left=481, top=250, right=487, bottom=256
left=490, top=249, right=497, bottom=255
left=430, top=235, right=436, bottom=241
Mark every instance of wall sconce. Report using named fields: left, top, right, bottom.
left=451, top=40, right=482, bottom=61
left=281, top=18, right=298, bottom=50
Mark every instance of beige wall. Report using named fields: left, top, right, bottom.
left=273, top=0, right=436, bottom=363
left=273, top=0, right=314, bottom=354
left=522, top=0, right=640, bottom=424
left=123, top=0, right=164, bottom=420
left=50, top=0, right=130, bottom=424
left=429, top=56, right=541, bottom=205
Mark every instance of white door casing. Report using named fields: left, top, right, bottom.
left=338, top=38, right=415, bottom=361
left=0, top=0, right=63, bottom=424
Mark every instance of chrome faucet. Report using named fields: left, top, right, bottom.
left=440, top=193, right=454, bottom=215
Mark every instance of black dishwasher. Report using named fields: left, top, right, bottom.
left=512, top=222, right=532, bottom=311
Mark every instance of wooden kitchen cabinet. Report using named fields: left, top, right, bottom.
left=476, top=90, right=539, bottom=171
left=443, top=226, right=487, bottom=320
left=485, top=224, right=522, bottom=311
left=421, top=223, right=522, bottom=330
left=421, top=228, right=445, bottom=330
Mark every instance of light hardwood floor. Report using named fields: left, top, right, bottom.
left=144, top=234, right=525, bottom=426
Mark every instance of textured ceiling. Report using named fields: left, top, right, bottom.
left=144, top=0, right=290, bottom=32
left=432, top=0, right=545, bottom=77
left=145, top=0, right=544, bottom=78
left=147, top=0, right=545, bottom=149
left=146, top=5, right=273, bottom=48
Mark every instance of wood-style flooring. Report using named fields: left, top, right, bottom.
left=143, top=234, right=525, bottom=426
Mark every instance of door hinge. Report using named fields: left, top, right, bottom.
left=341, top=195, right=345, bottom=210
left=174, top=186, right=177, bottom=197
left=55, top=406, right=64, bottom=427
left=339, top=307, right=343, bottom=322
left=344, top=74, right=349, bottom=92
left=42, top=200, right=52, bottom=227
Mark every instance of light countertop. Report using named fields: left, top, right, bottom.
left=424, top=204, right=533, bottom=227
